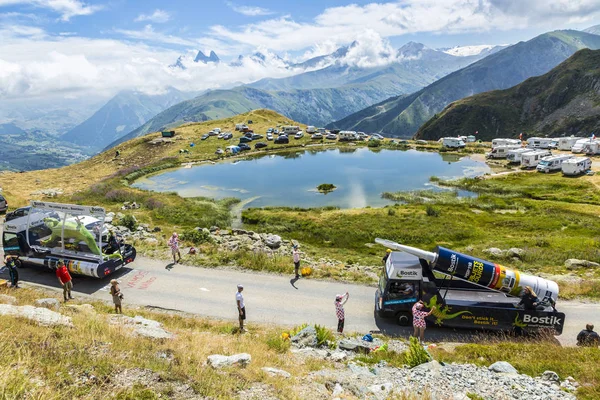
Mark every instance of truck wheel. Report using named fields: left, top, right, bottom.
left=397, top=312, right=412, bottom=326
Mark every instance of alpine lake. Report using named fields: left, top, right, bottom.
left=133, top=148, right=490, bottom=209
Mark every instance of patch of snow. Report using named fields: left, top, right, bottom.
left=442, top=45, right=497, bottom=57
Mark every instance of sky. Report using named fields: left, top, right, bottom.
left=0, top=0, right=599, bottom=101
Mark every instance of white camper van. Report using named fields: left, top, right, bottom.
left=521, top=150, right=552, bottom=168
left=561, top=157, right=592, bottom=176
left=339, top=131, right=359, bottom=141
left=558, top=137, right=583, bottom=151
left=306, top=126, right=317, bottom=134
left=507, top=148, right=533, bottom=164
left=571, top=139, right=594, bottom=153
left=442, top=137, right=466, bottom=148
left=526, top=137, right=555, bottom=149
left=486, top=145, right=522, bottom=159
left=583, top=141, right=600, bottom=155
left=492, top=138, right=521, bottom=148
left=536, top=155, right=573, bottom=173
left=466, top=135, right=476, bottom=142
left=282, top=125, right=300, bottom=135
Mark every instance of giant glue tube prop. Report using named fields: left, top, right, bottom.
left=376, top=238, right=559, bottom=302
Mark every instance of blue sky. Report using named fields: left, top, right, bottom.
left=0, top=0, right=599, bottom=100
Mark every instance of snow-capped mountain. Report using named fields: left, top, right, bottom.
left=440, top=44, right=507, bottom=57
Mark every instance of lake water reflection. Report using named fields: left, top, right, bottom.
left=133, top=148, right=490, bottom=209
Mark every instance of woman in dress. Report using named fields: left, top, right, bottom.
left=412, top=300, right=435, bottom=343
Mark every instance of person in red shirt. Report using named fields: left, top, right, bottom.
left=56, top=261, right=73, bottom=302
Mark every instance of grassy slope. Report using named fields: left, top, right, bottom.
left=417, top=49, right=600, bottom=141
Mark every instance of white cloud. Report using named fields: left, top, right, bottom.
left=225, top=1, right=274, bottom=16
left=0, top=0, right=102, bottom=21
left=134, top=9, right=171, bottom=23
left=114, top=25, right=198, bottom=47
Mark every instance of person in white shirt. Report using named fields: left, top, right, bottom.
left=292, top=245, right=302, bottom=279
left=236, top=284, right=246, bottom=332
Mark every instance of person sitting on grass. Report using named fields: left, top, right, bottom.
left=577, top=323, right=600, bottom=347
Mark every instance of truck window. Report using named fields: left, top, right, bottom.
left=388, top=281, right=416, bottom=299
left=3, top=232, right=20, bottom=250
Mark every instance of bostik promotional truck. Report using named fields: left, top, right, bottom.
left=3, top=201, right=136, bottom=278
left=375, top=238, right=565, bottom=335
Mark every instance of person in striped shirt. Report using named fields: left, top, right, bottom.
left=335, top=292, right=350, bottom=333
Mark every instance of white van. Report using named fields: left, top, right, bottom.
left=235, top=124, right=244, bottom=131
left=282, top=126, right=300, bottom=135
left=306, top=126, right=317, bottom=134
left=526, top=137, right=555, bottom=149
left=442, top=137, right=466, bottom=148
left=536, top=155, right=573, bottom=173
left=521, top=150, right=552, bottom=168
left=507, top=148, right=533, bottom=164
left=583, top=141, right=600, bottom=155
left=557, top=137, right=583, bottom=150
left=339, top=131, right=359, bottom=141
left=317, top=128, right=327, bottom=134
left=571, top=139, right=593, bottom=153
left=561, top=157, right=592, bottom=176
left=492, top=138, right=521, bottom=148
left=486, top=145, right=522, bottom=159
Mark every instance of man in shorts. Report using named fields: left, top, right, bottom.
left=56, top=261, right=73, bottom=302
left=236, top=284, right=246, bottom=332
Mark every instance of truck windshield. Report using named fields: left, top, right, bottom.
left=538, top=160, right=550, bottom=166
left=388, top=281, right=416, bottom=299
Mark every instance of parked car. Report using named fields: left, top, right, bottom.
left=239, top=136, right=253, bottom=143
left=416, top=140, right=428, bottom=145
left=255, top=142, right=268, bottom=149
left=266, top=133, right=274, bottom=141
left=311, top=133, right=323, bottom=140
left=274, top=135, right=289, bottom=144
left=238, top=143, right=251, bottom=151
left=251, top=134, right=263, bottom=140
left=201, top=134, right=210, bottom=140
left=213, top=128, right=221, bottom=134
left=371, top=133, right=384, bottom=140
left=222, top=132, right=233, bottom=140
left=0, top=194, right=8, bottom=214
left=326, top=133, right=337, bottom=140
left=241, top=126, right=252, bottom=133
left=217, top=133, right=224, bottom=139
left=294, top=131, right=304, bottom=139
left=273, top=129, right=280, bottom=134
left=208, top=130, right=218, bottom=136
left=266, top=128, right=273, bottom=133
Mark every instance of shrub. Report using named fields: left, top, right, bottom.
left=405, top=336, right=431, bottom=367
left=317, top=183, right=336, bottom=193
left=314, top=324, right=336, bottom=348
left=265, top=334, right=291, bottom=353
left=425, top=205, right=440, bottom=217
left=105, top=189, right=134, bottom=203
left=180, top=229, right=211, bottom=245
left=288, top=323, right=308, bottom=337
left=145, top=197, right=164, bottom=210
left=119, top=214, right=137, bottom=231
left=387, top=208, right=396, bottom=216
left=367, top=139, right=381, bottom=148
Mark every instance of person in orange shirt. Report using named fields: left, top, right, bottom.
left=56, top=261, right=73, bottom=302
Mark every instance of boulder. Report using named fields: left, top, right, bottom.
left=412, top=360, right=442, bottom=374
left=507, top=248, right=525, bottom=258
left=0, top=294, right=17, bottom=305
left=329, top=351, right=348, bottom=362
left=338, top=339, right=373, bottom=354
left=368, top=382, right=393, bottom=396
left=488, top=361, right=518, bottom=374
left=0, top=304, right=72, bottom=327
left=542, top=370, right=559, bottom=382
left=291, top=326, right=318, bottom=348
left=483, top=248, right=506, bottom=258
left=35, top=298, right=61, bottom=311
left=565, top=259, right=600, bottom=270
left=207, top=353, right=251, bottom=368
left=209, top=226, right=219, bottom=232
left=109, top=315, right=173, bottom=339
left=261, top=367, right=291, bottom=378
left=265, top=234, right=282, bottom=249
left=144, top=238, right=159, bottom=245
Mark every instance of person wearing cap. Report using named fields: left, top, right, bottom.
left=56, top=260, right=73, bottom=302
left=292, top=245, right=302, bottom=279
left=412, top=300, right=435, bottom=343
left=168, top=232, right=181, bottom=264
left=335, top=292, right=349, bottom=333
left=382, top=249, right=392, bottom=265
left=110, top=279, right=123, bottom=314
left=236, top=284, right=246, bottom=332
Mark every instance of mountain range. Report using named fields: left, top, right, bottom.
left=415, top=49, right=600, bottom=141
left=327, top=30, right=600, bottom=137
left=0, top=122, right=25, bottom=135
left=61, top=88, right=196, bottom=150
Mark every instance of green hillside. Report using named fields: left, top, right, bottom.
left=416, top=49, right=600, bottom=140
left=328, top=30, right=600, bottom=137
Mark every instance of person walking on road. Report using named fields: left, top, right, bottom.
left=56, top=261, right=73, bottom=302
left=335, top=292, right=350, bottom=334
left=110, top=279, right=123, bottom=314
left=577, top=323, right=600, bottom=347
left=236, top=284, right=246, bottom=332
left=168, top=232, right=181, bottom=264
left=292, top=245, right=302, bottom=279
left=412, top=300, right=435, bottom=343
left=5, top=255, right=19, bottom=289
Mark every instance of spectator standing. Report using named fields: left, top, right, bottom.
left=292, top=245, right=302, bottom=279
left=412, top=300, right=435, bottom=343
left=236, top=284, right=246, bottom=332
left=56, top=261, right=73, bottom=302
left=577, top=323, right=600, bottom=347
left=335, top=292, right=350, bottom=333
left=5, top=255, right=19, bottom=289
left=168, top=232, right=181, bottom=264
left=110, top=279, right=123, bottom=314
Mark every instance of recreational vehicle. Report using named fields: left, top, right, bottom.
left=526, top=137, right=555, bottom=149
left=486, top=145, right=522, bottom=159
left=571, top=139, right=592, bottom=153
left=536, top=155, right=573, bottom=173
left=507, top=148, right=533, bottom=164
left=306, top=126, right=317, bottom=134
left=492, top=138, right=521, bottom=148
left=282, top=126, right=300, bottom=135
left=466, top=135, right=476, bottom=142
left=583, top=141, right=600, bottom=155
left=561, top=157, right=592, bottom=176
left=521, top=150, right=552, bottom=168
left=442, top=137, right=466, bottom=148
left=339, top=131, right=359, bottom=141
left=557, top=137, right=584, bottom=151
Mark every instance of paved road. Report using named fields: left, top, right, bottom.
left=2, top=255, right=595, bottom=347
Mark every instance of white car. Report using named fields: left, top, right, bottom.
left=311, top=133, right=323, bottom=139
left=266, top=133, right=274, bottom=141
left=326, top=133, right=337, bottom=140
left=371, top=133, right=384, bottom=140
left=213, top=128, right=221, bottom=134
left=294, top=131, right=304, bottom=139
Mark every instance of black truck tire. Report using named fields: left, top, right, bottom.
left=397, top=312, right=412, bottom=326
